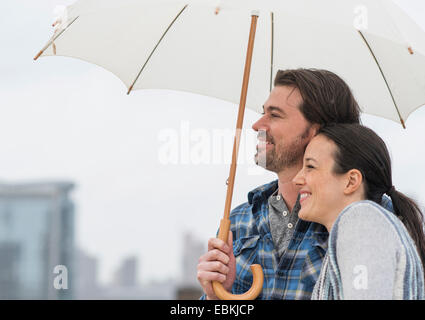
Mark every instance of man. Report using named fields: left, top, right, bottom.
left=197, top=69, right=361, bottom=300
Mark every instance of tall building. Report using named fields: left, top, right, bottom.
left=102, top=256, right=177, bottom=299
left=74, top=248, right=100, bottom=299
left=177, top=231, right=205, bottom=299
left=0, top=181, right=75, bottom=299
left=112, top=256, right=138, bottom=287
left=181, top=231, right=205, bottom=287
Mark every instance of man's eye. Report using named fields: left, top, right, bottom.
left=306, top=165, right=315, bottom=169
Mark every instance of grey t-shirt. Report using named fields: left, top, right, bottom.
left=268, top=190, right=300, bottom=258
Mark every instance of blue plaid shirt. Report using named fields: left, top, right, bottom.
left=201, top=180, right=394, bottom=300
left=231, top=180, right=328, bottom=299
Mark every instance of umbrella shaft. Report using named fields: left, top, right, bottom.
left=221, top=13, right=258, bottom=239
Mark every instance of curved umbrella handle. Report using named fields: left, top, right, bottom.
left=212, top=265, right=264, bottom=300
left=212, top=219, right=264, bottom=300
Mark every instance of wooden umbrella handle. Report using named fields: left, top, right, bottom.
left=212, top=219, right=264, bottom=300
left=212, top=12, right=263, bottom=300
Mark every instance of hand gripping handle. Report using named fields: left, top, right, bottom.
left=212, top=219, right=264, bottom=300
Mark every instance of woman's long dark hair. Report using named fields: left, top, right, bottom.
left=319, top=123, right=425, bottom=271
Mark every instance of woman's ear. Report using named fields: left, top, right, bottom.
left=343, top=169, right=363, bottom=195
left=310, top=124, right=321, bottom=137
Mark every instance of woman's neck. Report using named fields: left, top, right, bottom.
left=323, top=195, right=365, bottom=232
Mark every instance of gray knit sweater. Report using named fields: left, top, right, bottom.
left=312, top=200, right=424, bottom=300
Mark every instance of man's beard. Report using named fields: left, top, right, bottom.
left=255, top=126, right=311, bottom=173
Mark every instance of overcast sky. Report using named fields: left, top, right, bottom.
left=1, top=0, right=425, bottom=285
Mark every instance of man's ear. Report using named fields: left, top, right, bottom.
left=343, top=169, right=363, bottom=195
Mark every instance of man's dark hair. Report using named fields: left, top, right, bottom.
left=274, top=69, right=361, bottom=126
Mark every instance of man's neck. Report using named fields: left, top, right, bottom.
left=276, top=164, right=302, bottom=212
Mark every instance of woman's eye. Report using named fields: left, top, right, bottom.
left=306, top=165, right=315, bottom=169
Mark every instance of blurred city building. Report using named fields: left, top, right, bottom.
left=96, top=256, right=176, bottom=299
left=112, top=256, right=138, bottom=287
left=100, top=278, right=177, bottom=300
left=75, top=233, right=206, bottom=299
left=0, top=180, right=205, bottom=300
left=74, top=248, right=100, bottom=299
left=0, top=181, right=75, bottom=299
left=176, top=232, right=205, bottom=299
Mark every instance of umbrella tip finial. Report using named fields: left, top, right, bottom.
left=408, top=46, right=414, bottom=55
left=127, top=85, right=134, bottom=95
left=401, top=118, right=406, bottom=129
left=34, top=50, right=43, bottom=61
left=215, top=7, right=220, bottom=15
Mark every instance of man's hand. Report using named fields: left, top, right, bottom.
left=197, top=231, right=236, bottom=300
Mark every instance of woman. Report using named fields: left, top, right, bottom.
left=293, top=123, right=425, bottom=299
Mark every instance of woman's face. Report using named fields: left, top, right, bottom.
left=293, top=134, right=350, bottom=226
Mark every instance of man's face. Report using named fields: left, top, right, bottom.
left=252, top=85, right=314, bottom=173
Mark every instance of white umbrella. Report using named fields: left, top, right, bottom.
left=34, top=0, right=425, bottom=126
left=34, top=0, right=425, bottom=300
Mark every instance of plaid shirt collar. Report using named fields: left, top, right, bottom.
left=248, top=180, right=279, bottom=205
left=247, top=180, right=328, bottom=248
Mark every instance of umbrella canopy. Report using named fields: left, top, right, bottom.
left=35, top=0, right=425, bottom=127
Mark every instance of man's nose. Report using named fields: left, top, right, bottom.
left=252, top=115, right=267, bottom=132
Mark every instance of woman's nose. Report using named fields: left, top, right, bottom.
left=293, top=168, right=305, bottom=186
